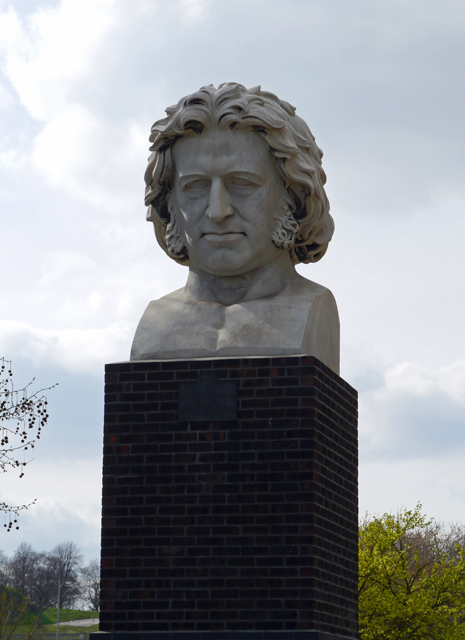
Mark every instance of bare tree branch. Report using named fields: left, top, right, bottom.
left=0, top=358, right=56, bottom=530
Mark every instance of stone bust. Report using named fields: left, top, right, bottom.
left=131, top=83, right=340, bottom=374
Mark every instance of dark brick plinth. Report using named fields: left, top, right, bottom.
left=98, top=356, right=358, bottom=638
left=91, top=631, right=354, bottom=640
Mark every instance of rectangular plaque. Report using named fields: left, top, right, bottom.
left=178, top=371, right=237, bottom=421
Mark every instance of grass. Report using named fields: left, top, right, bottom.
left=16, top=608, right=99, bottom=635
left=41, top=623, right=100, bottom=634
left=41, top=609, right=98, bottom=625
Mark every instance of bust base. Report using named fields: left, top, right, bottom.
left=98, top=356, right=358, bottom=638
left=91, top=632, right=356, bottom=640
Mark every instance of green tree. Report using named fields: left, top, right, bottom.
left=0, top=586, right=36, bottom=640
left=359, top=504, right=465, bottom=640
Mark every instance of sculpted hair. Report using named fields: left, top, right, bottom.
left=145, top=83, right=334, bottom=265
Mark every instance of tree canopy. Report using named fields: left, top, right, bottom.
left=359, top=504, right=465, bottom=640
left=1, top=540, right=99, bottom=621
left=0, top=585, right=36, bottom=640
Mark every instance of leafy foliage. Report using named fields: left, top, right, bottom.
left=0, top=358, right=55, bottom=530
left=0, top=586, right=37, bottom=640
left=359, top=505, right=465, bottom=640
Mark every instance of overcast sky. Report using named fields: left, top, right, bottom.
left=0, top=0, right=464, bottom=561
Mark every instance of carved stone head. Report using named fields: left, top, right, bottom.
left=144, top=83, right=334, bottom=266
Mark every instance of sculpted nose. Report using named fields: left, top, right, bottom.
left=206, top=179, right=234, bottom=221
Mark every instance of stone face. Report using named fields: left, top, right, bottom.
left=99, top=356, right=358, bottom=637
left=131, top=84, right=339, bottom=374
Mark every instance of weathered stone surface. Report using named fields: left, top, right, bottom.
left=131, top=84, right=339, bottom=374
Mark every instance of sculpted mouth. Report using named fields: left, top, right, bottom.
left=201, top=231, right=246, bottom=241
left=201, top=231, right=245, bottom=235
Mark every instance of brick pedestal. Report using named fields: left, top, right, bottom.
left=96, top=356, right=358, bottom=640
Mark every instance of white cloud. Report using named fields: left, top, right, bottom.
left=32, top=104, right=96, bottom=178
left=0, top=1, right=145, bottom=213
left=0, top=77, right=13, bottom=108
left=327, top=126, right=461, bottom=217
left=38, top=249, right=97, bottom=288
left=32, top=106, right=147, bottom=212
left=0, top=457, right=102, bottom=560
left=384, top=361, right=465, bottom=404
left=0, top=0, right=464, bottom=545
left=176, top=0, right=210, bottom=22
left=359, top=360, right=465, bottom=460
left=360, top=454, right=465, bottom=525
left=0, top=319, right=130, bottom=373
left=2, top=0, right=465, bottom=218
left=0, top=144, right=27, bottom=169
left=0, top=0, right=117, bottom=120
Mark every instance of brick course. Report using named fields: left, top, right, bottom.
left=98, top=356, right=358, bottom=639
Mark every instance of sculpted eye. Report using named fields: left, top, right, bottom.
left=228, top=177, right=257, bottom=188
left=184, top=179, right=210, bottom=191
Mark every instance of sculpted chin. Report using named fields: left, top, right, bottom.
left=131, top=83, right=340, bottom=374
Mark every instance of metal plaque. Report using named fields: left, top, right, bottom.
left=178, top=371, right=237, bottom=422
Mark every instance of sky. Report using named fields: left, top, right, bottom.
left=0, top=0, right=464, bottom=562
